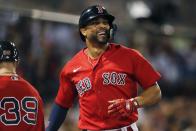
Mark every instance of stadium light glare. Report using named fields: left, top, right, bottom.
left=127, top=1, right=151, bottom=19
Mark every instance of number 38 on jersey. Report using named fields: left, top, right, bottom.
left=0, top=96, right=38, bottom=126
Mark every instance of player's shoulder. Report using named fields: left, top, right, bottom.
left=61, top=49, right=84, bottom=73
left=20, top=77, right=41, bottom=97
left=110, top=43, right=142, bottom=56
left=68, top=49, right=84, bottom=64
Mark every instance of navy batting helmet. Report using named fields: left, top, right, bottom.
left=79, top=5, right=115, bottom=41
left=0, top=41, right=19, bottom=62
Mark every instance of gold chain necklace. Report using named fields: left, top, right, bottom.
left=87, top=55, right=93, bottom=66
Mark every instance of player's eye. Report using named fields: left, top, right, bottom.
left=88, top=21, right=99, bottom=25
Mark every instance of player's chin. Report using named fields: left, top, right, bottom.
left=97, top=36, right=109, bottom=44
left=98, top=39, right=108, bottom=45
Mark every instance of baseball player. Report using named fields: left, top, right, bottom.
left=0, top=41, right=45, bottom=131
left=47, top=5, right=162, bottom=131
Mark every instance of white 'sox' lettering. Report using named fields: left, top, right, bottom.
left=102, top=72, right=127, bottom=86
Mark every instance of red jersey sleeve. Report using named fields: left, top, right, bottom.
left=55, top=69, right=76, bottom=108
left=132, top=50, right=161, bottom=89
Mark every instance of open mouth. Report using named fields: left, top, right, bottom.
left=98, top=30, right=107, bottom=36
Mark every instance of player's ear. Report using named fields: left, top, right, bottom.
left=80, top=28, right=87, bottom=37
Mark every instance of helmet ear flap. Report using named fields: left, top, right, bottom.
left=109, top=24, right=117, bottom=42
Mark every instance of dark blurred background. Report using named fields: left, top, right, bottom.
left=0, top=0, right=195, bottom=131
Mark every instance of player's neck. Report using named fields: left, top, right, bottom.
left=0, top=63, right=17, bottom=76
left=86, top=42, right=109, bottom=59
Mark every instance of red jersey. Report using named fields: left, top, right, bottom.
left=0, top=75, right=45, bottom=131
left=55, top=43, right=161, bottom=130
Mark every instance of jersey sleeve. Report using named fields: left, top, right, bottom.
left=132, top=50, right=161, bottom=89
left=55, top=69, right=76, bottom=108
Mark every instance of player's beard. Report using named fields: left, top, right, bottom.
left=89, top=29, right=110, bottom=45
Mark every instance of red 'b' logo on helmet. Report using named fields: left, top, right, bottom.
left=96, top=5, right=104, bottom=13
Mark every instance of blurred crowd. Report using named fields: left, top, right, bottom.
left=0, top=3, right=196, bottom=130
left=138, top=97, right=196, bottom=131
